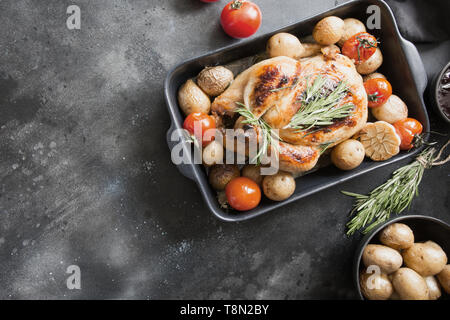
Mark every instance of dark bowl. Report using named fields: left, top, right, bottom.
left=430, top=61, right=450, bottom=124
left=354, top=215, right=450, bottom=300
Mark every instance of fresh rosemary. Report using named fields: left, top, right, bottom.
left=286, top=75, right=354, bottom=131
left=235, top=102, right=280, bottom=164
left=355, top=35, right=378, bottom=63
left=343, top=148, right=436, bottom=235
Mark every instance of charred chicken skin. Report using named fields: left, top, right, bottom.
left=211, top=53, right=368, bottom=174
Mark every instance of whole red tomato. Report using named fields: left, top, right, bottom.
left=393, top=118, right=423, bottom=150
left=342, top=32, right=378, bottom=64
left=364, top=78, right=392, bottom=108
left=220, top=0, right=262, bottom=39
left=225, top=177, right=261, bottom=211
left=183, top=112, right=216, bottom=147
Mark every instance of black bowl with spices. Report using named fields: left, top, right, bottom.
left=431, top=61, right=450, bottom=124
left=354, top=215, right=450, bottom=300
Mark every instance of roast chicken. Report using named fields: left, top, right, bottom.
left=211, top=52, right=368, bottom=174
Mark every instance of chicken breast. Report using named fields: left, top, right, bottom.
left=211, top=54, right=367, bottom=174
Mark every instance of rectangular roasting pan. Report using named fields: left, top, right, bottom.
left=164, top=0, right=430, bottom=222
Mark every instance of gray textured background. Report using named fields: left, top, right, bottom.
left=0, top=0, right=448, bottom=299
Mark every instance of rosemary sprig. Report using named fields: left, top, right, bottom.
left=286, top=75, right=354, bottom=131
left=235, top=102, right=280, bottom=164
left=342, top=148, right=436, bottom=235
left=356, top=35, right=379, bottom=63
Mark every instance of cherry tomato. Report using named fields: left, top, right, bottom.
left=393, top=118, right=423, bottom=151
left=364, top=78, right=392, bottom=108
left=225, top=177, right=261, bottom=211
left=342, top=32, right=378, bottom=64
left=183, top=112, right=216, bottom=147
left=220, top=0, right=262, bottom=39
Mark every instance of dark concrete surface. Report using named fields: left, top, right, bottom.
left=0, top=0, right=448, bottom=299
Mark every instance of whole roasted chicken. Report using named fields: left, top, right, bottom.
left=211, top=52, right=368, bottom=174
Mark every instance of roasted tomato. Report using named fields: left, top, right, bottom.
left=183, top=112, right=216, bottom=146
left=220, top=0, right=262, bottom=39
left=364, top=78, right=393, bottom=108
left=393, top=118, right=423, bottom=150
left=342, top=32, right=378, bottom=64
left=225, top=177, right=261, bottom=211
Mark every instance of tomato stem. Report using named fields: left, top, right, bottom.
left=230, top=0, right=243, bottom=10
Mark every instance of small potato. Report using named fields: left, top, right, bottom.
left=331, top=139, right=365, bottom=170
left=379, top=223, right=414, bottom=250
left=267, top=33, right=305, bottom=59
left=424, top=276, right=442, bottom=300
left=437, top=264, right=450, bottom=294
left=338, top=18, right=367, bottom=47
left=360, top=269, right=393, bottom=300
left=362, top=244, right=403, bottom=274
left=202, top=140, right=224, bottom=166
left=356, top=48, right=383, bottom=75
left=403, top=241, right=448, bottom=276
left=371, top=95, right=408, bottom=124
left=242, top=165, right=263, bottom=186
left=262, top=171, right=296, bottom=201
left=313, top=16, right=345, bottom=45
left=363, top=72, right=386, bottom=82
left=178, top=79, right=211, bottom=116
left=208, top=164, right=240, bottom=191
left=197, top=66, right=234, bottom=97
left=392, top=268, right=429, bottom=300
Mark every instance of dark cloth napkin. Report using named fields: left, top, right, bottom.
left=385, top=0, right=450, bottom=43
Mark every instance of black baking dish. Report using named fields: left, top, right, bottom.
left=164, top=0, right=430, bottom=222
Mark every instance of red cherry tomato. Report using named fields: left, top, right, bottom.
left=393, top=118, right=423, bottom=151
left=364, top=78, right=393, bottom=108
left=220, top=0, right=262, bottom=39
left=183, top=112, right=216, bottom=147
left=225, top=177, right=261, bottom=211
left=342, top=32, right=378, bottom=64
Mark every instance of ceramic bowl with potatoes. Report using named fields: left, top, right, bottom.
left=354, top=215, right=450, bottom=300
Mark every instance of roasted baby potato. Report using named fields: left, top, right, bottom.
left=331, top=139, right=365, bottom=170
left=208, top=164, right=240, bottom=191
left=437, top=264, right=450, bottom=294
left=203, top=140, right=224, bottom=166
left=392, top=268, right=430, bottom=300
left=362, top=244, right=403, bottom=274
left=178, top=79, right=211, bottom=115
left=262, top=171, right=296, bottom=201
left=356, top=48, right=383, bottom=75
left=242, top=164, right=263, bottom=186
left=402, top=241, right=448, bottom=276
left=371, top=95, right=408, bottom=124
left=363, top=72, right=386, bottom=82
left=379, top=223, right=414, bottom=250
left=360, top=269, right=393, bottom=300
left=424, top=276, right=442, bottom=300
left=197, top=66, right=234, bottom=97
left=338, top=18, right=367, bottom=47
left=267, top=32, right=305, bottom=59
left=313, top=16, right=345, bottom=45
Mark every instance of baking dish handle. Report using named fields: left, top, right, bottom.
left=400, top=38, right=428, bottom=94
left=166, top=122, right=196, bottom=181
